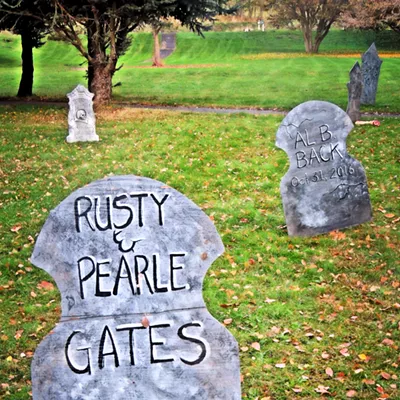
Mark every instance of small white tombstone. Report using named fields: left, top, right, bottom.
left=66, top=85, right=99, bottom=143
left=31, top=176, right=241, bottom=399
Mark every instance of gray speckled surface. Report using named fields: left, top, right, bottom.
left=31, top=176, right=240, bottom=399
left=66, top=85, right=99, bottom=143
left=360, top=43, right=383, bottom=105
left=276, top=101, right=372, bottom=237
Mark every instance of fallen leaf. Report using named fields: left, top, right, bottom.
left=346, top=390, right=357, bottom=397
left=382, top=338, right=394, bottom=347
left=11, top=224, right=22, bottom=232
left=275, top=363, right=286, bottom=369
left=37, top=281, right=54, bottom=291
left=251, top=342, right=260, bottom=351
left=141, top=316, right=150, bottom=327
left=362, top=379, right=375, bottom=385
left=223, top=318, right=233, bottom=325
left=292, top=387, right=302, bottom=393
left=326, top=367, right=334, bottom=378
left=315, top=385, right=330, bottom=394
left=381, top=372, right=391, bottom=380
left=14, top=330, right=23, bottom=340
left=385, top=213, right=395, bottom=218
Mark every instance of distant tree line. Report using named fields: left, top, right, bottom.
left=236, top=0, right=399, bottom=53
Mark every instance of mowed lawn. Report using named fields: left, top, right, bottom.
left=0, top=30, right=399, bottom=112
left=0, top=106, right=399, bottom=399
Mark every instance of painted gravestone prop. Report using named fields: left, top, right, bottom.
left=66, top=85, right=99, bottom=143
left=346, top=62, right=362, bottom=123
left=276, top=101, right=372, bottom=237
left=360, top=43, right=383, bottom=105
left=31, top=176, right=240, bottom=399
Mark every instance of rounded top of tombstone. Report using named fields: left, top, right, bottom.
left=67, top=84, right=94, bottom=100
left=31, top=175, right=224, bottom=319
left=276, top=100, right=353, bottom=154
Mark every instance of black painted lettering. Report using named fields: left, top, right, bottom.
left=95, top=259, right=112, bottom=297
left=77, top=256, right=96, bottom=299
left=113, top=194, right=134, bottom=229
left=295, top=151, right=308, bottom=168
left=98, top=325, right=119, bottom=369
left=94, top=196, right=112, bottom=231
left=304, top=129, right=316, bottom=146
left=134, top=255, right=154, bottom=295
left=65, top=330, right=92, bottom=375
left=150, top=194, right=169, bottom=226
left=153, top=254, right=169, bottom=293
left=319, top=124, right=332, bottom=142
left=129, top=194, right=148, bottom=227
left=309, top=147, right=321, bottom=166
left=178, top=322, right=208, bottom=366
left=330, top=143, right=344, bottom=160
left=294, top=131, right=307, bottom=149
left=116, top=324, right=145, bottom=366
left=113, top=255, right=135, bottom=296
left=319, top=145, right=330, bottom=162
left=75, top=196, right=95, bottom=233
left=149, top=323, right=174, bottom=364
left=170, top=253, right=187, bottom=292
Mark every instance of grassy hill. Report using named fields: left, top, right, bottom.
left=0, top=30, right=399, bottom=111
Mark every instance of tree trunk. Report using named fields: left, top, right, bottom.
left=17, top=30, right=34, bottom=97
left=302, top=25, right=314, bottom=53
left=87, top=25, right=96, bottom=90
left=90, top=62, right=114, bottom=106
left=152, top=28, right=163, bottom=67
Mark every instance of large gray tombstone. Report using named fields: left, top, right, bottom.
left=276, top=101, right=372, bottom=237
left=66, top=85, right=99, bottom=143
left=346, top=62, right=362, bottom=123
left=31, top=176, right=240, bottom=399
left=360, top=43, right=383, bottom=105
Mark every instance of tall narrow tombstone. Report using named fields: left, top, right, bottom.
left=66, top=85, right=99, bottom=143
left=346, top=62, right=362, bottom=123
left=360, top=43, right=383, bottom=105
left=31, top=176, right=241, bottom=399
left=276, top=101, right=372, bottom=237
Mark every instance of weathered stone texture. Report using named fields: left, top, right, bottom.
left=276, top=101, right=372, bottom=237
left=31, top=176, right=240, bottom=399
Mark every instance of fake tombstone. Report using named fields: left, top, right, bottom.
left=276, top=101, right=372, bottom=237
left=66, top=85, right=99, bottom=143
left=31, top=176, right=241, bottom=399
left=360, top=43, right=383, bottom=105
left=346, top=62, right=362, bottom=123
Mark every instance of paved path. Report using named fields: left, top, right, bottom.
left=0, top=100, right=399, bottom=118
left=160, top=33, right=176, bottom=59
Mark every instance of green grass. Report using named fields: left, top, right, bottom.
left=0, top=30, right=399, bottom=112
left=0, top=106, right=399, bottom=398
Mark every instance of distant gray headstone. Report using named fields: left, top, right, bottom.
left=346, top=62, right=362, bottom=123
left=276, top=101, right=372, bottom=237
left=31, top=176, right=240, bottom=399
left=360, top=43, right=383, bottom=105
left=66, top=85, right=99, bottom=143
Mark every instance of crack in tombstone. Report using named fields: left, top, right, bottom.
left=282, top=118, right=313, bottom=139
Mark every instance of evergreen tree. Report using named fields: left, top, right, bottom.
left=0, top=0, right=48, bottom=97
left=1, top=0, right=234, bottom=105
